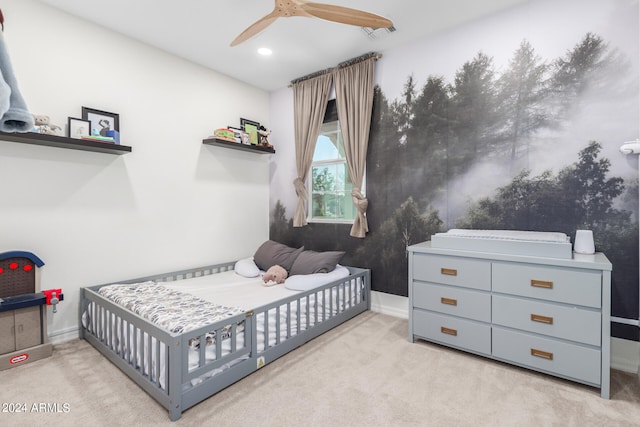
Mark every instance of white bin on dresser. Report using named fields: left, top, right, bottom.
left=407, top=240, right=612, bottom=398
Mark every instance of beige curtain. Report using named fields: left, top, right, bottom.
left=292, top=73, right=332, bottom=227
left=334, top=57, right=375, bottom=238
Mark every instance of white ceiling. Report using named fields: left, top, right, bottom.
left=37, top=0, right=527, bottom=92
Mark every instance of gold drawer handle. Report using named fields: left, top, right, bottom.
left=531, top=314, right=553, bottom=324
left=441, top=268, right=458, bottom=276
left=531, top=279, right=553, bottom=289
left=531, top=348, right=553, bottom=360
left=441, top=326, right=458, bottom=336
left=441, top=297, right=458, bottom=306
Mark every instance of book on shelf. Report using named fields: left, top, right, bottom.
left=81, top=135, right=116, bottom=144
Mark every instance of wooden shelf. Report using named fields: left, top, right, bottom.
left=203, top=138, right=275, bottom=154
left=0, top=131, right=132, bottom=155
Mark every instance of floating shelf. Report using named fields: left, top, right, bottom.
left=202, top=138, right=275, bottom=154
left=0, top=131, right=132, bottom=155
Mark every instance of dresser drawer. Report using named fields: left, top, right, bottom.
left=413, top=282, right=491, bottom=322
left=412, top=254, right=491, bottom=291
left=492, top=262, right=601, bottom=308
left=412, top=310, right=491, bottom=355
left=492, top=295, right=601, bottom=346
left=492, top=327, right=601, bottom=385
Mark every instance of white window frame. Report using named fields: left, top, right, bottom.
left=307, top=101, right=365, bottom=224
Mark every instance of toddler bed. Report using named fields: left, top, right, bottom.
left=80, top=249, right=370, bottom=421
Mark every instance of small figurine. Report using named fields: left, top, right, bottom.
left=32, top=114, right=62, bottom=135
left=258, top=125, right=272, bottom=147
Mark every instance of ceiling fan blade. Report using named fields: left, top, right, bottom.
left=230, top=12, right=279, bottom=47
left=301, top=2, right=393, bottom=28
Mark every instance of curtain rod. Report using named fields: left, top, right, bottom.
left=337, top=51, right=381, bottom=68
left=289, top=52, right=382, bottom=87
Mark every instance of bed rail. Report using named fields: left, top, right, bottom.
left=80, top=262, right=370, bottom=421
left=251, top=266, right=370, bottom=364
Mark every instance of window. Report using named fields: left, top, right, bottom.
left=309, top=100, right=363, bottom=223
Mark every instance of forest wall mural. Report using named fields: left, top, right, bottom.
left=268, top=0, right=640, bottom=340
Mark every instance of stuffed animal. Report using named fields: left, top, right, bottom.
left=32, top=114, right=61, bottom=135
left=258, top=125, right=272, bottom=147
left=262, top=264, right=288, bottom=286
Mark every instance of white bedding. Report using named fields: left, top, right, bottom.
left=162, top=264, right=351, bottom=304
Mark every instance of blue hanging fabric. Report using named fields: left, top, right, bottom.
left=0, top=8, right=35, bottom=133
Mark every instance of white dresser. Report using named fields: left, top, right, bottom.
left=408, top=241, right=612, bottom=398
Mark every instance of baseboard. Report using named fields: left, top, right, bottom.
left=611, top=337, right=640, bottom=374
left=371, top=291, right=640, bottom=374
left=371, top=290, right=408, bottom=319
left=48, top=326, right=80, bottom=345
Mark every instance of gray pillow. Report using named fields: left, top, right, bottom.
left=289, top=250, right=346, bottom=275
left=253, top=240, right=304, bottom=272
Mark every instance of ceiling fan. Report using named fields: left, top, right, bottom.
left=230, top=0, right=393, bottom=47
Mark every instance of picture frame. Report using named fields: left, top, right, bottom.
left=240, top=118, right=260, bottom=145
left=67, top=117, right=91, bottom=139
left=82, top=107, right=120, bottom=137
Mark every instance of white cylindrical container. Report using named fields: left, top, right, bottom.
left=574, top=230, right=595, bottom=254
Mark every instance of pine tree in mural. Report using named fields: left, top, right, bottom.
left=368, top=85, right=403, bottom=228
left=270, top=200, right=293, bottom=245
left=558, top=141, right=625, bottom=229
left=398, top=75, right=416, bottom=144
left=551, top=33, right=626, bottom=114
left=408, top=76, right=451, bottom=210
left=451, top=52, right=498, bottom=168
left=496, top=40, right=550, bottom=166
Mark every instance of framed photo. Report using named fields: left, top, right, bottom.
left=82, top=107, right=120, bottom=137
left=67, top=117, right=91, bottom=139
left=240, top=118, right=260, bottom=145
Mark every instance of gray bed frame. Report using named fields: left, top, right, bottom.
left=79, top=261, right=371, bottom=421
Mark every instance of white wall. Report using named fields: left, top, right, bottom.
left=1, top=0, right=271, bottom=339
left=268, top=87, right=296, bottom=217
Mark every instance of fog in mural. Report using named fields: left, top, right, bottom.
left=270, top=0, right=640, bottom=338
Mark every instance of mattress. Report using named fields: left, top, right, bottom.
left=431, top=229, right=572, bottom=259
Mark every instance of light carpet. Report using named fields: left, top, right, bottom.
left=0, top=311, right=638, bottom=426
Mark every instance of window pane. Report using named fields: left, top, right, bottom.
left=312, top=191, right=354, bottom=219
left=311, top=163, right=354, bottom=220
left=313, top=121, right=344, bottom=162
left=312, top=165, right=336, bottom=192
left=309, top=103, right=363, bottom=223
left=314, top=135, right=340, bottom=161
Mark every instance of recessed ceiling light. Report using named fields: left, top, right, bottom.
left=258, top=47, right=272, bottom=56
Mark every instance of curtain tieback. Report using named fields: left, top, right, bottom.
left=294, top=177, right=308, bottom=198
left=351, top=188, right=368, bottom=212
